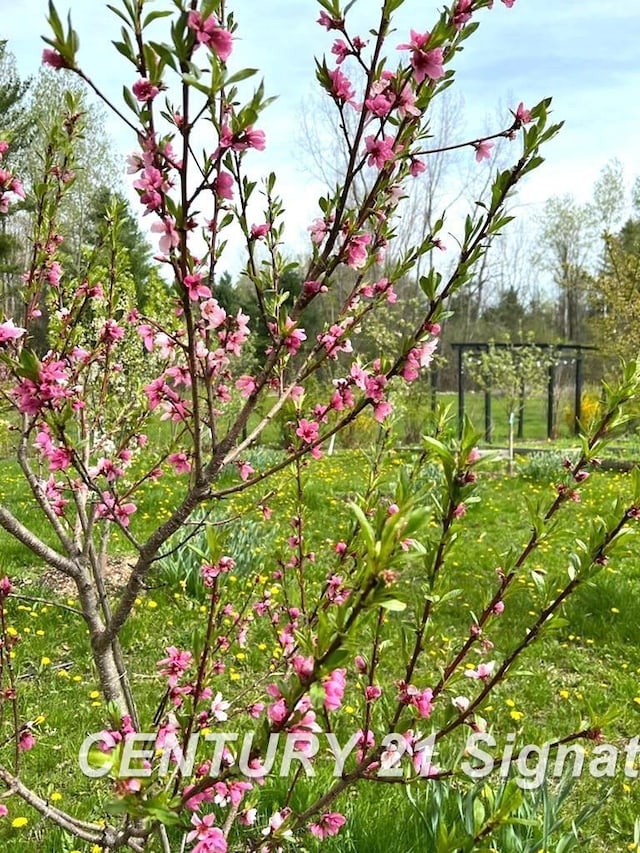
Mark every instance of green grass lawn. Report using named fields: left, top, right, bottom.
left=1, top=449, right=640, bottom=851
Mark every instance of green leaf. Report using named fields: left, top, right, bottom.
left=142, top=9, right=174, bottom=28
left=226, top=67, right=259, bottom=86
left=47, top=0, right=64, bottom=41
left=379, top=598, right=407, bottom=612
left=17, top=348, right=40, bottom=381
left=349, top=501, right=375, bottom=555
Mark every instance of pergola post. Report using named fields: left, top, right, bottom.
left=574, top=354, right=583, bottom=434
left=457, top=345, right=465, bottom=438
left=547, top=362, right=556, bottom=440
left=430, top=365, right=438, bottom=413
left=517, top=376, right=525, bottom=440
left=484, top=388, right=492, bottom=444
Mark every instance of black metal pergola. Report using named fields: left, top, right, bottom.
left=450, top=342, right=597, bottom=442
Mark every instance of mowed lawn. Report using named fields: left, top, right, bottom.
left=0, top=448, right=639, bottom=851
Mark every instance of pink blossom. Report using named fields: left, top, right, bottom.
left=492, top=600, right=505, bottom=615
left=168, top=452, right=191, bottom=474
left=474, top=140, right=494, bottom=162
left=467, top=446, right=481, bottom=463
left=95, top=492, right=137, bottom=527
left=346, top=233, right=371, bottom=269
left=18, top=731, right=36, bottom=752
left=309, top=812, right=346, bottom=840
left=187, top=813, right=227, bottom=852
left=9, top=177, right=24, bottom=198
left=0, top=804, right=7, bottom=818
left=46, top=261, right=62, bottom=287
left=373, top=400, right=393, bottom=422
left=216, top=125, right=266, bottom=155
left=0, top=141, right=9, bottom=160
left=409, top=157, right=426, bottom=177
left=211, top=692, right=231, bottom=722
left=354, top=655, right=367, bottom=674
left=201, top=556, right=235, bottom=587
left=365, top=685, right=382, bottom=702
left=243, top=126, right=266, bottom=150
left=184, top=272, right=212, bottom=301
left=323, top=668, right=347, bottom=711
left=307, top=217, right=333, bottom=245
left=133, top=164, right=167, bottom=212
left=235, top=375, right=256, bottom=397
left=250, top=223, right=270, bottom=240
left=268, top=697, right=288, bottom=725
left=328, top=67, right=356, bottom=104
left=132, top=78, right=159, bottom=102
left=238, top=461, right=254, bottom=481
left=48, top=446, right=72, bottom=472
left=150, top=216, right=180, bottom=254
left=365, top=135, right=395, bottom=169
left=453, top=502, right=467, bottom=518
left=42, top=48, right=69, bottom=69
left=213, top=171, right=234, bottom=200
left=453, top=0, right=473, bottom=29
left=100, top=319, right=125, bottom=345
left=464, top=661, right=496, bottom=680
left=137, top=324, right=155, bottom=352
left=331, top=38, right=350, bottom=64
left=0, top=319, right=26, bottom=343
left=187, top=11, right=233, bottom=62
left=515, top=101, right=532, bottom=124
left=317, top=11, right=343, bottom=30
left=281, top=317, right=307, bottom=355
left=397, top=31, right=445, bottom=83
left=365, top=92, right=394, bottom=117
left=0, top=576, right=12, bottom=598
left=414, top=749, right=440, bottom=777
left=397, top=84, right=421, bottom=118
left=295, top=418, right=319, bottom=444
left=201, top=298, right=226, bottom=329
left=402, top=339, right=438, bottom=382
left=157, top=646, right=192, bottom=686
left=413, top=687, right=434, bottom=718
left=292, top=655, right=314, bottom=680
left=239, top=807, right=257, bottom=826
left=502, top=0, right=516, bottom=6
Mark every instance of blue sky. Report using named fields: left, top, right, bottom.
left=3, top=0, right=640, bottom=265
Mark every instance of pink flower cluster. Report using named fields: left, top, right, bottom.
left=12, top=356, right=76, bottom=417
left=187, top=11, right=233, bottom=62
left=397, top=30, right=445, bottom=84
left=95, top=492, right=137, bottom=528
left=323, top=668, right=347, bottom=711
left=398, top=682, right=434, bottom=718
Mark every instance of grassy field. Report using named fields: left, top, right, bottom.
left=0, top=449, right=639, bottom=851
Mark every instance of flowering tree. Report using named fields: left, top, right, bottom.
left=464, top=339, right=554, bottom=468
left=0, top=1, right=639, bottom=851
